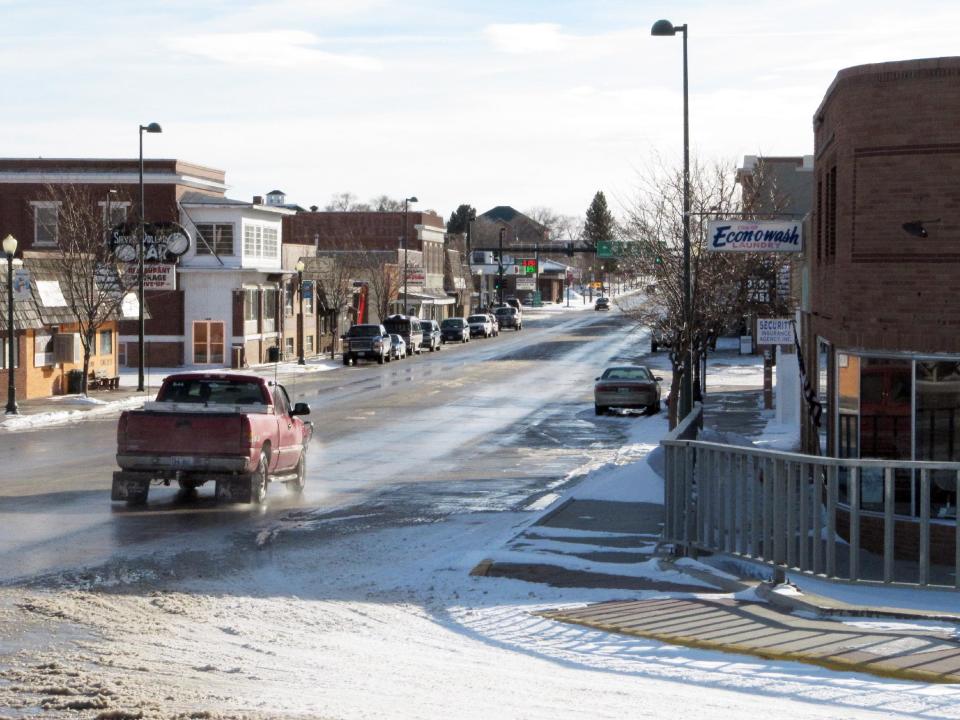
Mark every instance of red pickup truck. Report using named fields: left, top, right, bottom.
left=112, top=372, right=313, bottom=506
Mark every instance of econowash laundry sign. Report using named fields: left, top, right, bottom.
left=707, top=220, right=803, bottom=253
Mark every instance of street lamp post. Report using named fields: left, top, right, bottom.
left=137, top=122, right=162, bottom=393
left=402, top=196, right=418, bottom=315
left=497, top=227, right=505, bottom=306
left=3, top=234, right=18, bottom=415
left=652, top=18, right=693, bottom=420
left=296, top=260, right=306, bottom=365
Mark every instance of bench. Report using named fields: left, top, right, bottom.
left=89, top=371, right=121, bottom=390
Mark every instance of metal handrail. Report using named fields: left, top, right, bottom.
left=662, top=419, right=960, bottom=589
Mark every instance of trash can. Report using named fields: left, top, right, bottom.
left=67, top=369, right=84, bottom=394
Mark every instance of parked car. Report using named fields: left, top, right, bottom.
left=419, top=319, right=443, bottom=352
left=113, top=373, right=313, bottom=506
left=486, top=313, right=500, bottom=336
left=594, top=365, right=663, bottom=416
left=389, top=333, right=407, bottom=360
left=441, top=317, right=470, bottom=343
left=342, top=323, right=391, bottom=365
left=494, top=306, right=522, bottom=331
left=595, top=296, right=610, bottom=311
left=467, top=314, right=494, bottom=338
left=383, top=314, right=424, bottom=356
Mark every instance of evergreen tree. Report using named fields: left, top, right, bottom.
left=582, top=191, right=615, bottom=250
left=446, top=204, right=477, bottom=234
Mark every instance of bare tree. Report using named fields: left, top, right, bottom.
left=359, top=250, right=400, bottom=322
left=324, top=192, right=371, bottom=212
left=619, top=155, right=794, bottom=425
left=310, top=253, right=358, bottom=359
left=370, top=195, right=404, bottom=212
left=43, top=184, right=138, bottom=395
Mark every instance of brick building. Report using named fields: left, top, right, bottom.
left=283, top=210, right=455, bottom=320
left=803, top=57, right=960, bottom=558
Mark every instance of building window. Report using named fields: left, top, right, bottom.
left=243, top=289, right=259, bottom=321
left=305, top=335, right=314, bottom=352
left=826, top=166, right=837, bottom=260
left=1, top=338, right=18, bottom=369
left=285, top=336, right=295, bottom=357
left=243, top=224, right=279, bottom=259
left=816, top=179, right=823, bottom=263
left=303, top=282, right=314, bottom=315
left=263, top=289, right=277, bottom=333
left=284, top=281, right=294, bottom=315
left=195, top=223, right=234, bottom=256
left=99, top=329, right=113, bottom=356
left=99, top=201, right=128, bottom=229
left=34, top=333, right=53, bottom=367
left=32, top=202, right=59, bottom=246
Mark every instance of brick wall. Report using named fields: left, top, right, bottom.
left=810, top=58, right=960, bottom=352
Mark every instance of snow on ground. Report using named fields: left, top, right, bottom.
left=1, top=395, right=147, bottom=432
left=117, top=356, right=343, bottom=389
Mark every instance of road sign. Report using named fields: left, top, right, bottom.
left=515, top=277, right=536, bottom=290
left=757, top=318, right=794, bottom=345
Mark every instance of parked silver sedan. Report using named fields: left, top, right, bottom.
left=594, top=365, right=662, bottom=415
left=389, top=333, right=407, bottom=360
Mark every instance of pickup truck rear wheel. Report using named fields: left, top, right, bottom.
left=250, top=452, right=268, bottom=504
left=289, top=451, right=306, bottom=494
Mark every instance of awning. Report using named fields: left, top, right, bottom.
left=405, top=288, right=455, bottom=305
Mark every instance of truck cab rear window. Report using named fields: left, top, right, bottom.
left=159, top=379, right=266, bottom=405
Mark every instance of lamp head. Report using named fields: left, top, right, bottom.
left=2, top=234, right=16, bottom=256
left=651, top=19, right=677, bottom=36
left=141, top=122, right=162, bottom=133
left=406, top=196, right=418, bottom=204
left=295, top=260, right=306, bottom=273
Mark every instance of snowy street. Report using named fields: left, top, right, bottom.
left=2, top=307, right=960, bottom=718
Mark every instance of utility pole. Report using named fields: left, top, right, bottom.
left=498, top=227, right=505, bottom=306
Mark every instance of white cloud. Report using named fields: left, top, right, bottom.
left=483, top=23, right=567, bottom=55
left=167, top=30, right=382, bottom=71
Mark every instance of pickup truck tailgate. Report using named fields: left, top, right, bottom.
left=120, top=411, right=247, bottom=455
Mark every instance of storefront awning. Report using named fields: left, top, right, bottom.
left=405, top=288, right=455, bottom=305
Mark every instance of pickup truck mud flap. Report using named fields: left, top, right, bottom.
left=215, top=476, right=254, bottom=504
left=112, top=471, right=151, bottom=505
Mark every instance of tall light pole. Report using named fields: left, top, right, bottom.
left=137, top=122, right=162, bottom=392
left=402, top=196, right=418, bottom=315
left=3, top=234, right=18, bottom=415
left=295, top=260, right=306, bottom=365
left=652, top=19, right=692, bottom=420
left=497, top=227, right=505, bottom=306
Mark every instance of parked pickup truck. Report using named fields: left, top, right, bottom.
left=112, top=372, right=313, bottom=506
left=342, top=323, right=391, bottom=365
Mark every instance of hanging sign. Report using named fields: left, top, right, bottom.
left=12, top=268, right=32, bottom=301
left=110, top=221, right=192, bottom=263
left=707, top=220, right=803, bottom=253
left=121, top=263, right=177, bottom=290
left=757, top=318, right=794, bottom=345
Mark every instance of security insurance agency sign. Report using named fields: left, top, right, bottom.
left=706, top=220, right=803, bottom=253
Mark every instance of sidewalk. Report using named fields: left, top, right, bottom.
left=0, top=355, right=342, bottom=432
left=473, top=352, right=960, bottom=684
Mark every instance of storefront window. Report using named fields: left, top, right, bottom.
left=916, top=361, right=960, bottom=518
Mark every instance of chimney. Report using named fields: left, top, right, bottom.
left=253, top=195, right=263, bottom=205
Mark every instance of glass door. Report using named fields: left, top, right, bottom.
left=193, top=321, right=225, bottom=365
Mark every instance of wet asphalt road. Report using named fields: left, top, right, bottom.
left=0, top=308, right=656, bottom=584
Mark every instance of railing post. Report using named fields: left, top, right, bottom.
left=798, top=461, right=809, bottom=572
left=702, top=448, right=714, bottom=550
left=849, top=466, right=860, bottom=582
left=919, top=468, right=930, bottom=587
left=772, top=459, right=785, bottom=566
left=826, top=465, right=838, bottom=578
left=737, top=453, right=748, bottom=555
left=786, top=461, right=797, bottom=569
left=884, top=466, right=895, bottom=584
left=751, top=456, right=763, bottom=558
left=724, top=452, right=735, bottom=553
left=683, top=444, right=695, bottom=555
left=813, top=465, right=824, bottom=575
left=663, top=445, right=674, bottom=541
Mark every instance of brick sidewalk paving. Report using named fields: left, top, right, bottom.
left=541, top=597, right=960, bottom=683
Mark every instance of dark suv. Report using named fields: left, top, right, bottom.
left=342, top=324, right=391, bottom=365
left=419, top=319, right=442, bottom=352
left=494, top=306, right=522, bottom=331
left=441, top=317, right=470, bottom=343
left=383, top=315, right=424, bottom=356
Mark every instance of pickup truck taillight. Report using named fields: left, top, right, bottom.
left=241, top=415, right=253, bottom=447
left=117, top=412, right=128, bottom=446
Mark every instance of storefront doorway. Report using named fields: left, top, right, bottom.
left=193, top=321, right=225, bottom=365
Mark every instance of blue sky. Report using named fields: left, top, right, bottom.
left=3, top=0, right=960, bottom=219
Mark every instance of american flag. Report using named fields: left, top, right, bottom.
left=792, top=320, right=823, bottom=429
